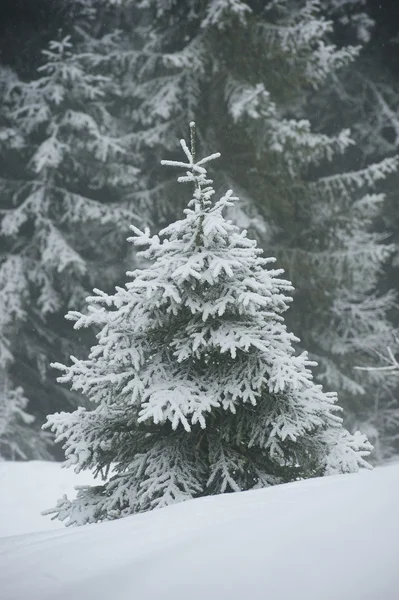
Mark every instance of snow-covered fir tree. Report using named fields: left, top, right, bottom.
left=44, top=127, right=371, bottom=526
left=85, top=0, right=398, bottom=460
left=0, top=35, right=139, bottom=453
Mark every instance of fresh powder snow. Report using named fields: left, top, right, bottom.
left=0, top=461, right=96, bottom=537
left=0, top=460, right=398, bottom=600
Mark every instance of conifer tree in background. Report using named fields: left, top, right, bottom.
left=312, top=0, right=399, bottom=459
left=0, top=0, right=95, bottom=79
left=86, top=0, right=398, bottom=459
left=317, top=0, right=399, bottom=185
left=324, top=0, right=374, bottom=44
left=0, top=377, right=37, bottom=460
left=0, top=35, right=139, bottom=454
left=0, top=66, right=48, bottom=457
left=44, top=127, right=371, bottom=526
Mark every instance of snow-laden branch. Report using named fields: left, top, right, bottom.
left=355, top=346, right=399, bottom=373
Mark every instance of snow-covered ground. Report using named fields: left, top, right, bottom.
left=0, top=460, right=96, bottom=537
left=0, top=461, right=398, bottom=600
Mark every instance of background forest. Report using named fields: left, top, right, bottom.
left=1, top=0, right=399, bottom=464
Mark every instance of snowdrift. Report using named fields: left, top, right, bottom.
left=0, top=462, right=398, bottom=600
left=0, top=460, right=96, bottom=537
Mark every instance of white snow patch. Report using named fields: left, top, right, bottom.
left=0, top=460, right=96, bottom=537
left=0, top=461, right=398, bottom=600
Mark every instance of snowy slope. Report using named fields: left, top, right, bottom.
left=0, top=462, right=398, bottom=600
left=0, top=461, right=96, bottom=537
